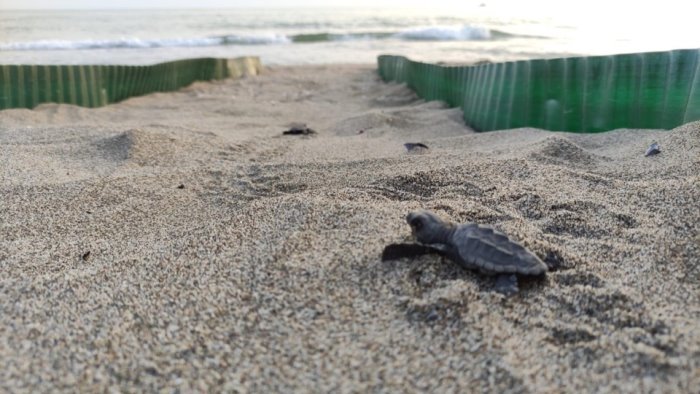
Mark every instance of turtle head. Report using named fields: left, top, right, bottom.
left=406, top=210, right=452, bottom=245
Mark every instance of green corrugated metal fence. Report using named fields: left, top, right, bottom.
left=0, top=56, right=262, bottom=110
left=378, top=49, right=700, bottom=132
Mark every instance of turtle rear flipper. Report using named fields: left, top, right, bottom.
left=494, top=274, right=519, bottom=296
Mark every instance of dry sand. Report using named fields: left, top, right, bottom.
left=1, top=65, right=699, bottom=392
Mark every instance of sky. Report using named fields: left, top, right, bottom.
left=0, top=0, right=674, bottom=10
left=0, top=0, right=487, bottom=9
left=1, top=0, right=698, bottom=28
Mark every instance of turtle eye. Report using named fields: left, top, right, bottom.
left=410, top=217, right=423, bottom=230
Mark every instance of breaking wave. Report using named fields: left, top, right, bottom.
left=0, top=25, right=528, bottom=51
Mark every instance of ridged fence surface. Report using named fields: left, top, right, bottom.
left=378, top=49, right=700, bottom=132
left=0, top=57, right=262, bottom=110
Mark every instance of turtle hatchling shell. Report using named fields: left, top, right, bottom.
left=452, top=223, right=548, bottom=276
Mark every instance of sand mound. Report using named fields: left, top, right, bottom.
left=329, top=103, right=466, bottom=138
left=370, top=82, right=420, bottom=107
left=102, top=128, right=187, bottom=166
left=93, top=130, right=133, bottom=162
left=0, top=104, right=92, bottom=127
left=330, top=111, right=407, bottom=136
left=529, top=135, right=608, bottom=167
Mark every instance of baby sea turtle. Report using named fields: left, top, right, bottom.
left=283, top=122, right=316, bottom=135
left=404, top=142, right=429, bottom=153
left=398, top=210, right=548, bottom=295
left=645, top=141, right=661, bottom=156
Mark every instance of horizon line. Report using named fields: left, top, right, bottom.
left=0, top=5, right=461, bottom=11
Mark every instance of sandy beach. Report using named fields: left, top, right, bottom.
left=1, top=64, right=699, bottom=392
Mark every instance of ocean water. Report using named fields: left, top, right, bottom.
left=1, top=7, right=698, bottom=66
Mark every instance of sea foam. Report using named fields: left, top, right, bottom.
left=394, top=25, right=491, bottom=41
left=0, top=34, right=290, bottom=51
left=0, top=24, right=492, bottom=52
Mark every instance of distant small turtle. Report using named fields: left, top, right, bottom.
left=645, top=141, right=661, bottom=156
left=283, top=122, right=316, bottom=135
left=394, top=211, right=548, bottom=295
left=404, top=142, right=429, bottom=153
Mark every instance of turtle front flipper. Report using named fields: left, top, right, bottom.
left=494, top=274, right=519, bottom=296
left=381, top=243, right=442, bottom=261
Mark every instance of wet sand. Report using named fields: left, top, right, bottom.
left=1, top=65, right=698, bottom=392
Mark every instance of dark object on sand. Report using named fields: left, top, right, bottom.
left=645, top=142, right=661, bottom=156
left=283, top=123, right=316, bottom=135
left=404, top=142, right=429, bottom=152
left=82, top=251, right=90, bottom=261
left=393, top=211, right=548, bottom=295
left=177, top=184, right=185, bottom=189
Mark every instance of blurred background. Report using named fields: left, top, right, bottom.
left=1, top=0, right=699, bottom=65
